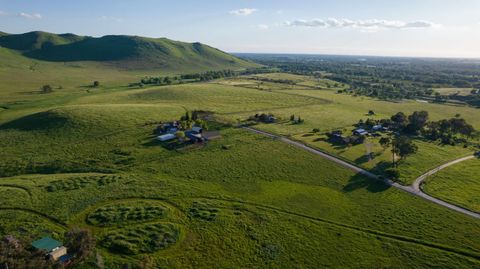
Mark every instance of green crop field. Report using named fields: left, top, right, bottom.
left=423, top=158, right=480, bottom=212
left=1, top=64, right=480, bottom=268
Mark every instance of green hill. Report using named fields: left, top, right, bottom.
left=0, top=31, right=84, bottom=51
left=0, top=31, right=257, bottom=70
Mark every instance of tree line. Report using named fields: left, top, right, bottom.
left=137, top=67, right=274, bottom=87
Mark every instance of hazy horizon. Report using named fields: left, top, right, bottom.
left=1, top=0, right=480, bottom=58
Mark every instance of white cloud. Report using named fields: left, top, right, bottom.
left=284, top=18, right=438, bottom=30
left=0, top=11, right=8, bottom=16
left=19, top=12, right=42, bottom=19
left=229, top=8, right=257, bottom=16
left=257, top=24, right=269, bottom=30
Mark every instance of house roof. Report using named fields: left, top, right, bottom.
left=31, top=237, right=62, bottom=252
left=191, top=126, right=202, bottom=132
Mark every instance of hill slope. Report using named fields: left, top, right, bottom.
left=0, top=31, right=257, bottom=70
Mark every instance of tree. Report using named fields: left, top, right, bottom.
left=163, top=77, right=172, bottom=85
left=176, top=131, right=185, bottom=141
left=93, top=81, right=100, bottom=87
left=191, top=111, right=199, bottom=121
left=40, top=85, right=53, bottom=94
left=65, top=227, right=96, bottom=263
left=392, top=136, right=418, bottom=167
left=379, top=137, right=391, bottom=151
left=391, top=112, right=408, bottom=129
left=368, top=110, right=375, bottom=116
left=290, top=115, right=295, bottom=121
left=406, top=111, right=429, bottom=134
left=185, top=111, right=190, bottom=121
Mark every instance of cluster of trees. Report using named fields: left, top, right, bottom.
left=326, top=131, right=366, bottom=146
left=178, top=111, right=209, bottom=130
left=290, top=114, right=304, bottom=124
left=249, top=113, right=276, bottom=123
left=248, top=76, right=296, bottom=85
left=384, top=111, right=476, bottom=144
left=239, top=54, right=480, bottom=102
left=140, top=76, right=174, bottom=86
left=423, top=118, right=476, bottom=145
left=379, top=136, right=418, bottom=168
left=138, top=68, right=274, bottom=87
left=179, top=70, right=236, bottom=81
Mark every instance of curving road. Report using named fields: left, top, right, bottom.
left=243, top=126, right=480, bottom=220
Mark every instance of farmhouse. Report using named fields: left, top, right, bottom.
left=353, top=128, right=369, bottom=136
left=31, top=237, right=71, bottom=263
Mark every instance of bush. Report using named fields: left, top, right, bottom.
left=40, top=85, right=53, bottom=94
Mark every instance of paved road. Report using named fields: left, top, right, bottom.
left=243, top=126, right=480, bottom=220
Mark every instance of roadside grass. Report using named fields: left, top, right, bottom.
left=423, top=158, right=480, bottom=212
left=291, top=132, right=473, bottom=184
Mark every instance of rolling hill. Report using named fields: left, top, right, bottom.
left=0, top=31, right=257, bottom=70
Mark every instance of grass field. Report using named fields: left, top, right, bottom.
left=291, top=132, right=473, bottom=184
left=423, top=158, right=480, bottom=212
left=1, top=71, right=480, bottom=268
left=435, top=88, right=475, bottom=96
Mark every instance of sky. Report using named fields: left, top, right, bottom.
left=1, top=0, right=480, bottom=58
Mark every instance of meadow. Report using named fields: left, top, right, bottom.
left=423, top=158, right=480, bottom=212
left=1, top=69, right=480, bottom=268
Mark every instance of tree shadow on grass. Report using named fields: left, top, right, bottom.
left=354, top=152, right=382, bottom=165
left=342, top=173, right=391, bottom=193
left=142, top=137, right=193, bottom=151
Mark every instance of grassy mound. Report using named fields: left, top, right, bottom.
left=87, top=201, right=168, bottom=227
left=45, top=175, right=121, bottom=192
left=101, top=223, right=180, bottom=254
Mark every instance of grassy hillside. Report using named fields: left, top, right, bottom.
left=0, top=31, right=259, bottom=107
left=0, top=31, right=257, bottom=70
left=0, top=31, right=84, bottom=51
left=1, top=105, right=480, bottom=268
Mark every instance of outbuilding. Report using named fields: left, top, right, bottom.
left=372, top=125, right=383, bottom=132
left=157, top=133, right=176, bottom=142
left=191, top=126, right=203, bottom=134
left=49, top=246, right=67, bottom=261
left=353, top=128, right=369, bottom=136
left=31, top=237, right=62, bottom=252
